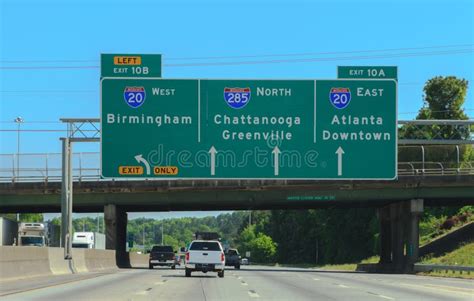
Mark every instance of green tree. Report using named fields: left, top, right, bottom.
left=423, top=76, right=468, bottom=121
left=249, top=233, right=277, bottom=263
left=399, top=76, right=471, bottom=166
left=19, top=213, right=43, bottom=222
left=0, top=214, right=17, bottom=221
left=237, top=225, right=256, bottom=256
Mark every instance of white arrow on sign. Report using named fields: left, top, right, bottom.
left=272, top=146, right=281, bottom=176
left=134, top=154, right=151, bottom=175
left=208, top=146, right=217, bottom=176
left=335, top=147, right=345, bottom=176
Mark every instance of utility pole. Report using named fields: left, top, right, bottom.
left=142, top=223, right=145, bottom=248
left=161, top=220, right=164, bottom=245
left=248, top=211, right=252, bottom=227
left=97, top=213, right=100, bottom=233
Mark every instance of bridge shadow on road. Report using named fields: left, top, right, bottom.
left=122, top=266, right=358, bottom=274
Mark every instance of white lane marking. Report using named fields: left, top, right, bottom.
left=248, top=290, right=260, bottom=298
left=377, top=295, right=395, bottom=300
left=313, top=278, right=320, bottom=281
left=368, top=291, right=395, bottom=300
left=338, top=284, right=349, bottom=288
left=399, top=283, right=474, bottom=296
left=237, top=276, right=243, bottom=280
left=241, top=281, right=248, bottom=286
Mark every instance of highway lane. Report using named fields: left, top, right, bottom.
left=1, top=265, right=473, bottom=300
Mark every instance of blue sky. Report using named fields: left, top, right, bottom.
left=1, top=0, right=473, bottom=219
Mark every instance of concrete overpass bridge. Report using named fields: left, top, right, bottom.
left=0, top=172, right=473, bottom=213
left=1, top=151, right=473, bottom=273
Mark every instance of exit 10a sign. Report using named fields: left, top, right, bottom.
left=101, top=54, right=162, bottom=78
left=338, top=66, right=397, bottom=80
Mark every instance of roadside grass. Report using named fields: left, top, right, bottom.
left=360, top=256, right=380, bottom=264
left=259, top=262, right=358, bottom=271
left=260, top=255, right=382, bottom=271
left=313, top=255, right=380, bottom=271
left=257, top=243, right=474, bottom=276
left=418, top=270, right=474, bottom=279
left=316, top=263, right=357, bottom=271
left=420, top=215, right=473, bottom=246
left=421, top=242, right=474, bottom=266
left=418, top=242, right=474, bottom=279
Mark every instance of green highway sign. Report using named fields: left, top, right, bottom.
left=101, top=78, right=397, bottom=180
left=338, top=66, right=397, bottom=80
left=101, top=54, right=162, bottom=78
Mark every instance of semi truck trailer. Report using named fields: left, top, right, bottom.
left=72, top=232, right=106, bottom=249
left=0, top=217, right=18, bottom=246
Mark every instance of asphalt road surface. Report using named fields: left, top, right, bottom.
left=1, top=266, right=473, bottom=300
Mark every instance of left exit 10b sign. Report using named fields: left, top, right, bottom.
left=101, top=53, right=162, bottom=78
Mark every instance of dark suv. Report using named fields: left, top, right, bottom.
left=225, top=248, right=241, bottom=269
left=149, top=245, right=176, bottom=269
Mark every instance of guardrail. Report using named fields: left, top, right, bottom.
left=414, top=264, right=474, bottom=275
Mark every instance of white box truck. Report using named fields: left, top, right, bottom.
left=0, top=217, right=18, bottom=246
left=72, top=232, right=106, bottom=249
left=18, top=222, right=48, bottom=247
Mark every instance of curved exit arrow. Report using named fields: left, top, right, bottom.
left=134, top=154, right=151, bottom=175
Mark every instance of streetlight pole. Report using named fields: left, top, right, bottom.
left=14, top=117, right=24, bottom=222
left=161, top=220, right=164, bottom=245
left=142, top=224, right=145, bottom=249
left=14, top=117, right=24, bottom=180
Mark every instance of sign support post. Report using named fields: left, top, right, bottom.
left=60, top=119, right=100, bottom=260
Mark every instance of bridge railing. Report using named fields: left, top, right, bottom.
left=0, top=152, right=101, bottom=183
left=1, top=150, right=473, bottom=183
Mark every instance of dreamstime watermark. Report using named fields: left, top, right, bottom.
left=146, top=142, right=325, bottom=169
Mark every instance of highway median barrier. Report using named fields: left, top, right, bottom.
left=129, top=252, right=149, bottom=268
left=0, top=246, right=119, bottom=281
left=0, top=246, right=52, bottom=280
left=83, top=249, right=117, bottom=271
left=71, top=248, right=88, bottom=273
left=48, top=247, right=74, bottom=275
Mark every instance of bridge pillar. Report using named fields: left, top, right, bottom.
left=378, top=199, right=423, bottom=272
left=377, top=206, right=392, bottom=264
left=104, top=204, right=130, bottom=268
left=406, top=199, right=423, bottom=265
left=390, top=202, right=405, bottom=269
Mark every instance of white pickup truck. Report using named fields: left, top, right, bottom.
left=185, top=240, right=225, bottom=278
